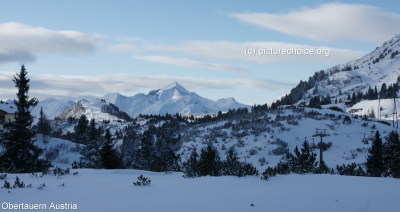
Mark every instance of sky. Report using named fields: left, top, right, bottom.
left=1, top=0, right=400, bottom=105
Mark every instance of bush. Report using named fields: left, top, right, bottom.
left=133, top=175, right=151, bottom=186
left=0, top=173, right=6, bottom=180
left=3, top=180, right=11, bottom=189
left=261, top=167, right=277, bottom=180
left=328, top=106, right=344, bottom=112
left=336, top=163, right=366, bottom=176
left=271, top=146, right=289, bottom=155
left=14, top=176, right=25, bottom=188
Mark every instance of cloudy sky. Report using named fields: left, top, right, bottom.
left=1, top=0, right=400, bottom=105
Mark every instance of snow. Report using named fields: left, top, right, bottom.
left=102, top=82, right=250, bottom=118
left=1, top=170, right=399, bottom=212
left=348, top=99, right=400, bottom=121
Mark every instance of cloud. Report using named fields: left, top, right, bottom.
left=132, top=55, right=249, bottom=74
left=0, top=22, right=98, bottom=64
left=0, top=71, right=294, bottom=101
left=143, top=40, right=366, bottom=64
left=229, top=3, right=400, bottom=43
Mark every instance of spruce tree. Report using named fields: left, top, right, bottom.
left=382, top=131, right=400, bottom=178
left=0, top=65, right=51, bottom=173
left=74, top=115, right=89, bottom=144
left=366, top=131, right=384, bottom=177
left=37, top=107, right=52, bottom=140
left=100, top=129, right=122, bottom=169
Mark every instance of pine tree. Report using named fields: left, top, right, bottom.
left=287, top=141, right=317, bottom=174
left=382, top=131, right=400, bottom=178
left=37, top=107, right=52, bottom=141
left=0, top=65, right=51, bottom=173
left=74, top=115, right=89, bottom=144
left=183, top=149, right=199, bottom=178
left=223, top=148, right=240, bottom=176
left=135, top=127, right=155, bottom=170
left=366, top=131, right=384, bottom=177
left=100, top=129, right=122, bottom=169
left=198, top=145, right=221, bottom=176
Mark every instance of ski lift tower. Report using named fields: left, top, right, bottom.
left=312, top=129, right=330, bottom=165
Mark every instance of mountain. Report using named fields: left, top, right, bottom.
left=32, top=98, right=75, bottom=121
left=55, top=98, right=129, bottom=121
left=102, top=82, right=250, bottom=118
left=272, top=34, right=400, bottom=120
left=1, top=98, right=75, bottom=123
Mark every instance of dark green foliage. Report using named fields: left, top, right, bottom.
left=3, top=180, right=11, bottom=189
left=275, top=161, right=290, bottom=175
left=342, top=116, right=352, bottom=124
left=328, top=106, right=344, bottom=112
left=0, top=65, right=51, bottom=173
left=100, top=129, right=122, bottom=169
left=182, top=149, right=199, bottom=178
left=183, top=147, right=258, bottom=178
left=198, top=145, right=221, bottom=177
left=0, top=173, right=6, bottom=179
left=14, top=176, right=25, bottom=188
left=336, top=163, right=366, bottom=176
left=74, top=115, right=89, bottom=144
left=262, top=142, right=319, bottom=180
left=37, top=107, right=52, bottom=136
left=382, top=131, right=400, bottom=178
left=286, top=141, right=317, bottom=174
left=366, top=131, right=384, bottom=177
left=313, top=161, right=330, bottom=174
left=135, top=127, right=155, bottom=170
left=133, top=175, right=151, bottom=186
left=261, top=166, right=277, bottom=180
left=51, top=167, right=70, bottom=177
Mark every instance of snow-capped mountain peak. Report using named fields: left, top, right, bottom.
left=99, top=82, right=250, bottom=118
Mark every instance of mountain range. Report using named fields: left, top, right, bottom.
left=37, top=82, right=249, bottom=121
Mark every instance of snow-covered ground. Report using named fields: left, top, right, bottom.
left=1, top=169, right=399, bottom=212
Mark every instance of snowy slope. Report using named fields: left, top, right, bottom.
left=56, top=99, right=122, bottom=121
left=177, top=107, right=397, bottom=171
left=317, top=34, right=400, bottom=100
left=1, top=169, right=399, bottom=212
left=348, top=98, right=400, bottom=121
left=32, top=98, right=75, bottom=121
left=280, top=34, right=400, bottom=119
left=103, top=82, right=250, bottom=118
left=0, top=98, right=75, bottom=123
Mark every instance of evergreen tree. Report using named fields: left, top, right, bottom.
left=380, top=83, right=387, bottom=99
left=80, top=118, right=101, bottom=168
left=198, top=145, right=221, bottom=176
left=224, top=148, right=240, bottom=175
left=287, top=141, right=317, bottom=174
left=37, top=107, right=52, bottom=142
left=120, top=124, right=139, bottom=168
left=0, top=65, right=51, bottom=173
left=382, top=131, right=400, bottom=178
left=135, top=127, right=155, bottom=170
left=183, top=149, right=199, bottom=178
left=74, top=115, right=89, bottom=144
left=100, top=129, right=122, bottom=169
left=366, top=131, right=384, bottom=177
